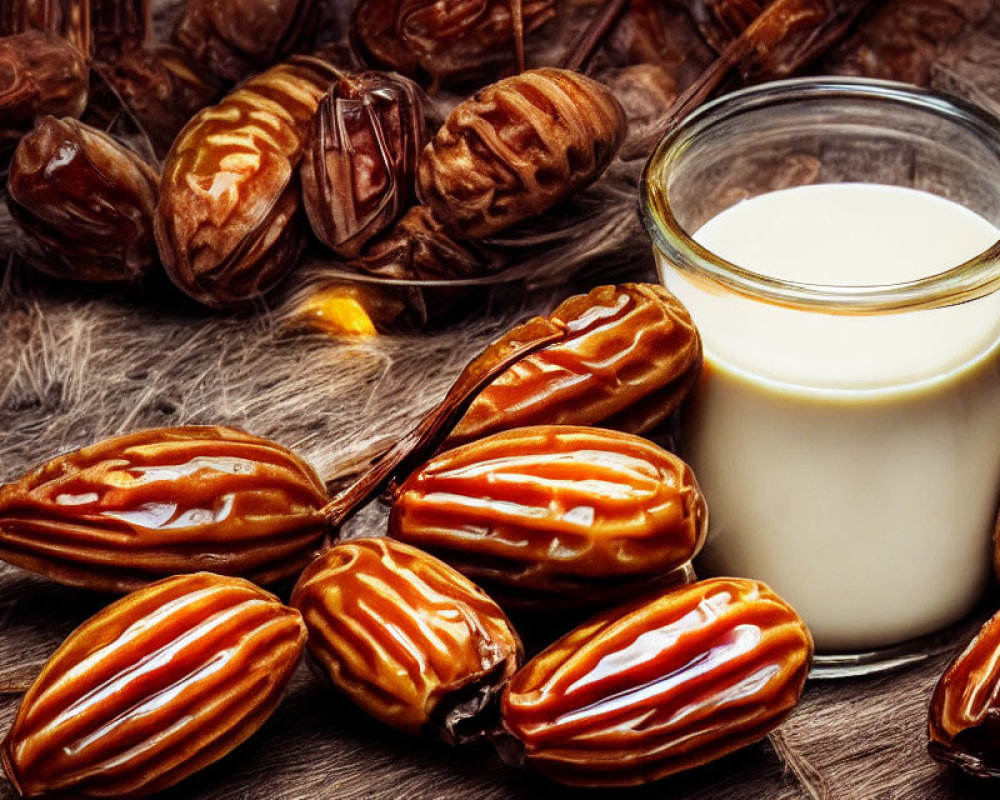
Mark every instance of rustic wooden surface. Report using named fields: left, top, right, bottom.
left=6, top=2, right=1000, bottom=798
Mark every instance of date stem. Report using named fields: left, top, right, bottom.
left=561, top=0, right=629, bottom=72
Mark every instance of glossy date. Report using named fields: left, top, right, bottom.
left=1, top=572, right=306, bottom=798
left=291, top=537, right=522, bottom=744
left=389, top=425, right=707, bottom=607
left=0, top=425, right=328, bottom=592
left=446, top=283, right=702, bottom=447
left=501, top=577, right=813, bottom=786
left=7, top=116, right=159, bottom=283
left=417, top=68, right=626, bottom=239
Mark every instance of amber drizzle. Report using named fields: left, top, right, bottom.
left=1, top=573, right=305, bottom=798
left=502, top=577, right=813, bottom=787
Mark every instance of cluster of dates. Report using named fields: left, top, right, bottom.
left=0, top=0, right=635, bottom=322
left=0, top=282, right=818, bottom=797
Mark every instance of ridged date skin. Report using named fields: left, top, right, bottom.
left=352, top=0, right=555, bottom=86
left=301, top=71, right=427, bottom=258
left=1, top=0, right=91, bottom=57
left=0, top=32, right=88, bottom=145
left=155, top=57, right=337, bottom=308
left=7, top=116, right=159, bottom=283
left=501, top=578, right=813, bottom=787
left=446, top=283, right=702, bottom=447
left=0, top=426, right=328, bottom=592
left=390, top=425, right=707, bottom=607
left=349, top=205, right=502, bottom=280
left=291, top=538, right=522, bottom=744
left=92, top=43, right=223, bottom=158
left=172, top=0, right=319, bottom=83
left=928, top=610, right=1000, bottom=777
left=1, top=572, right=306, bottom=799
left=91, top=0, right=148, bottom=61
left=417, top=68, right=626, bottom=239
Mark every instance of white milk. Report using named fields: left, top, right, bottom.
left=659, top=183, right=1000, bottom=651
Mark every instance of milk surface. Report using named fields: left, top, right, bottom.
left=660, top=183, right=1000, bottom=651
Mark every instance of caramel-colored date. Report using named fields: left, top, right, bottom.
left=1, top=572, right=306, bottom=799
left=0, top=31, right=87, bottom=145
left=929, top=609, right=1000, bottom=777
left=155, top=57, right=336, bottom=308
left=172, top=0, right=319, bottom=83
left=7, top=116, right=158, bottom=283
left=1, top=0, right=90, bottom=57
left=417, top=68, right=626, bottom=239
left=389, top=425, right=707, bottom=607
left=0, top=425, right=328, bottom=592
left=501, top=578, right=813, bottom=787
left=446, top=283, right=702, bottom=447
left=291, top=537, right=521, bottom=743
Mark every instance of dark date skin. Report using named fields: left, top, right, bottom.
left=301, top=70, right=427, bottom=258
left=1, top=0, right=90, bottom=56
left=6, top=116, right=159, bottom=283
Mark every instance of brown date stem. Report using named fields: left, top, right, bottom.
left=322, top=321, right=568, bottom=527
left=561, top=0, right=629, bottom=72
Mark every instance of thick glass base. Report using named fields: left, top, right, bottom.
left=809, top=621, right=971, bottom=680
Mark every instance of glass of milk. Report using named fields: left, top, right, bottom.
left=640, top=78, right=1000, bottom=676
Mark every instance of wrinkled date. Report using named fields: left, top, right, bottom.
left=348, top=205, right=502, bottom=280
left=6, top=116, right=159, bottom=283
left=0, top=32, right=88, bottom=145
left=501, top=577, right=813, bottom=786
left=352, top=0, right=555, bottom=86
left=91, top=0, right=148, bottom=61
left=1, top=572, right=306, bottom=799
left=446, top=283, right=702, bottom=447
left=155, top=57, right=337, bottom=308
left=390, top=425, right=707, bottom=607
left=417, top=68, right=626, bottom=238
left=0, top=426, right=328, bottom=592
left=928, top=609, right=1000, bottom=777
left=92, top=43, right=223, bottom=157
left=172, top=0, right=319, bottom=83
left=291, top=538, right=522, bottom=744
left=301, top=70, right=427, bottom=258
left=1, top=0, right=91, bottom=56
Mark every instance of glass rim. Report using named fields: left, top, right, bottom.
left=639, top=76, right=1000, bottom=314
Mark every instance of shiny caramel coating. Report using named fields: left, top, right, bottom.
left=0, top=426, right=328, bottom=592
left=446, top=283, right=702, bottom=447
left=929, top=610, right=1000, bottom=777
left=501, top=577, right=813, bottom=786
left=348, top=205, right=502, bottom=280
left=292, top=538, right=522, bottom=743
left=389, top=425, right=707, bottom=607
left=7, top=116, right=158, bottom=283
left=1, top=572, right=306, bottom=798
left=352, top=0, right=555, bottom=87
left=92, top=43, right=223, bottom=158
left=172, top=0, right=319, bottom=83
left=0, top=32, right=87, bottom=145
left=301, top=70, right=427, bottom=258
left=155, top=57, right=337, bottom=308
left=416, top=68, right=626, bottom=239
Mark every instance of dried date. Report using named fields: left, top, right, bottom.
left=501, top=577, right=813, bottom=786
left=291, top=537, right=521, bottom=744
left=301, top=70, right=427, bottom=258
left=172, top=0, right=319, bottom=83
left=1, top=572, right=305, bottom=798
left=92, top=0, right=148, bottom=61
left=1, top=0, right=90, bottom=57
left=0, top=31, right=88, bottom=146
left=0, top=425, right=328, bottom=592
left=389, top=425, right=707, bottom=607
left=417, top=67, right=626, bottom=239
left=6, top=116, right=158, bottom=283
left=352, top=0, right=556, bottom=86
left=92, top=43, right=223, bottom=158
left=446, top=283, right=701, bottom=447
left=155, top=56, right=337, bottom=308
left=928, top=609, right=1000, bottom=777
